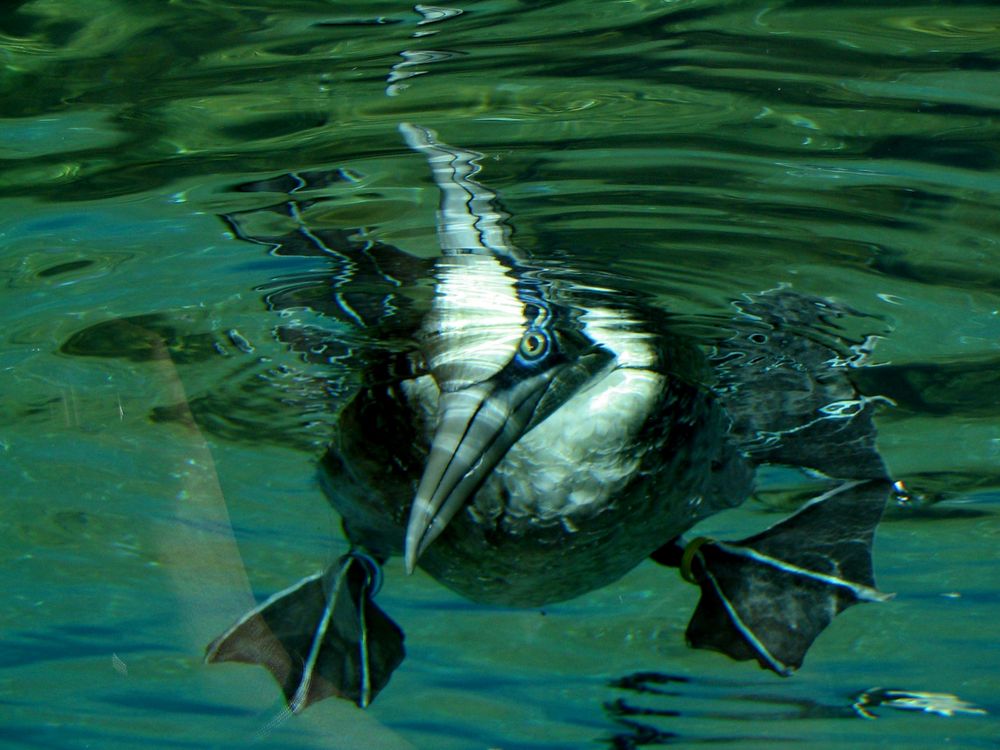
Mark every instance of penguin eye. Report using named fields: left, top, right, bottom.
left=518, top=329, right=549, bottom=360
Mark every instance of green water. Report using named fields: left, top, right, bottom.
left=2, top=1, right=999, bottom=748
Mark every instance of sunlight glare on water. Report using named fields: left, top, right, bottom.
left=1, top=1, right=998, bottom=748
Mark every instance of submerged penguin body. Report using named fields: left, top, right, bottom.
left=206, top=125, right=892, bottom=711
left=325, top=323, right=750, bottom=607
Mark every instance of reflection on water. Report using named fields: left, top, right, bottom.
left=2, top=1, right=999, bottom=748
left=603, top=673, right=987, bottom=747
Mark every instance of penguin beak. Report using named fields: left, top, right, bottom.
left=404, top=372, right=551, bottom=574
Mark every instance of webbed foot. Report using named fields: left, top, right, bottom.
left=654, top=479, right=892, bottom=674
left=206, top=551, right=404, bottom=710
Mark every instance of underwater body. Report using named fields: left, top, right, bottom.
left=206, top=125, right=894, bottom=711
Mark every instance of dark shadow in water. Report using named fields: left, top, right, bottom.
left=603, top=671, right=858, bottom=747
left=36, top=258, right=96, bottom=277
left=865, top=134, right=1000, bottom=171
left=852, top=358, right=1000, bottom=418
left=867, top=249, right=1000, bottom=294
left=99, top=692, right=257, bottom=718
left=1, top=724, right=210, bottom=750
left=0, top=623, right=167, bottom=669
left=60, top=313, right=227, bottom=364
left=603, top=671, right=987, bottom=746
left=57, top=307, right=340, bottom=452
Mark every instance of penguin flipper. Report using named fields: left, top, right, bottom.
left=206, top=552, right=404, bottom=710
left=656, top=479, right=891, bottom=674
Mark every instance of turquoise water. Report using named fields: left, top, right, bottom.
left=2, top=1, right=999, bottom=748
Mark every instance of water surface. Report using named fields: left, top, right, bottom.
left=2, top=1, right=999, bottom=748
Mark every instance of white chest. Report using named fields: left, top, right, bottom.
left=473, top=366, right=665, bottom=525
left=399, top=302, right=667, bottom=530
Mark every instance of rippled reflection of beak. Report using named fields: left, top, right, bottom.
left=404, top=374, right=550, bottom=574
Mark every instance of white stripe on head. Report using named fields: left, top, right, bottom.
left=420, top=254, right=526, bottom=389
